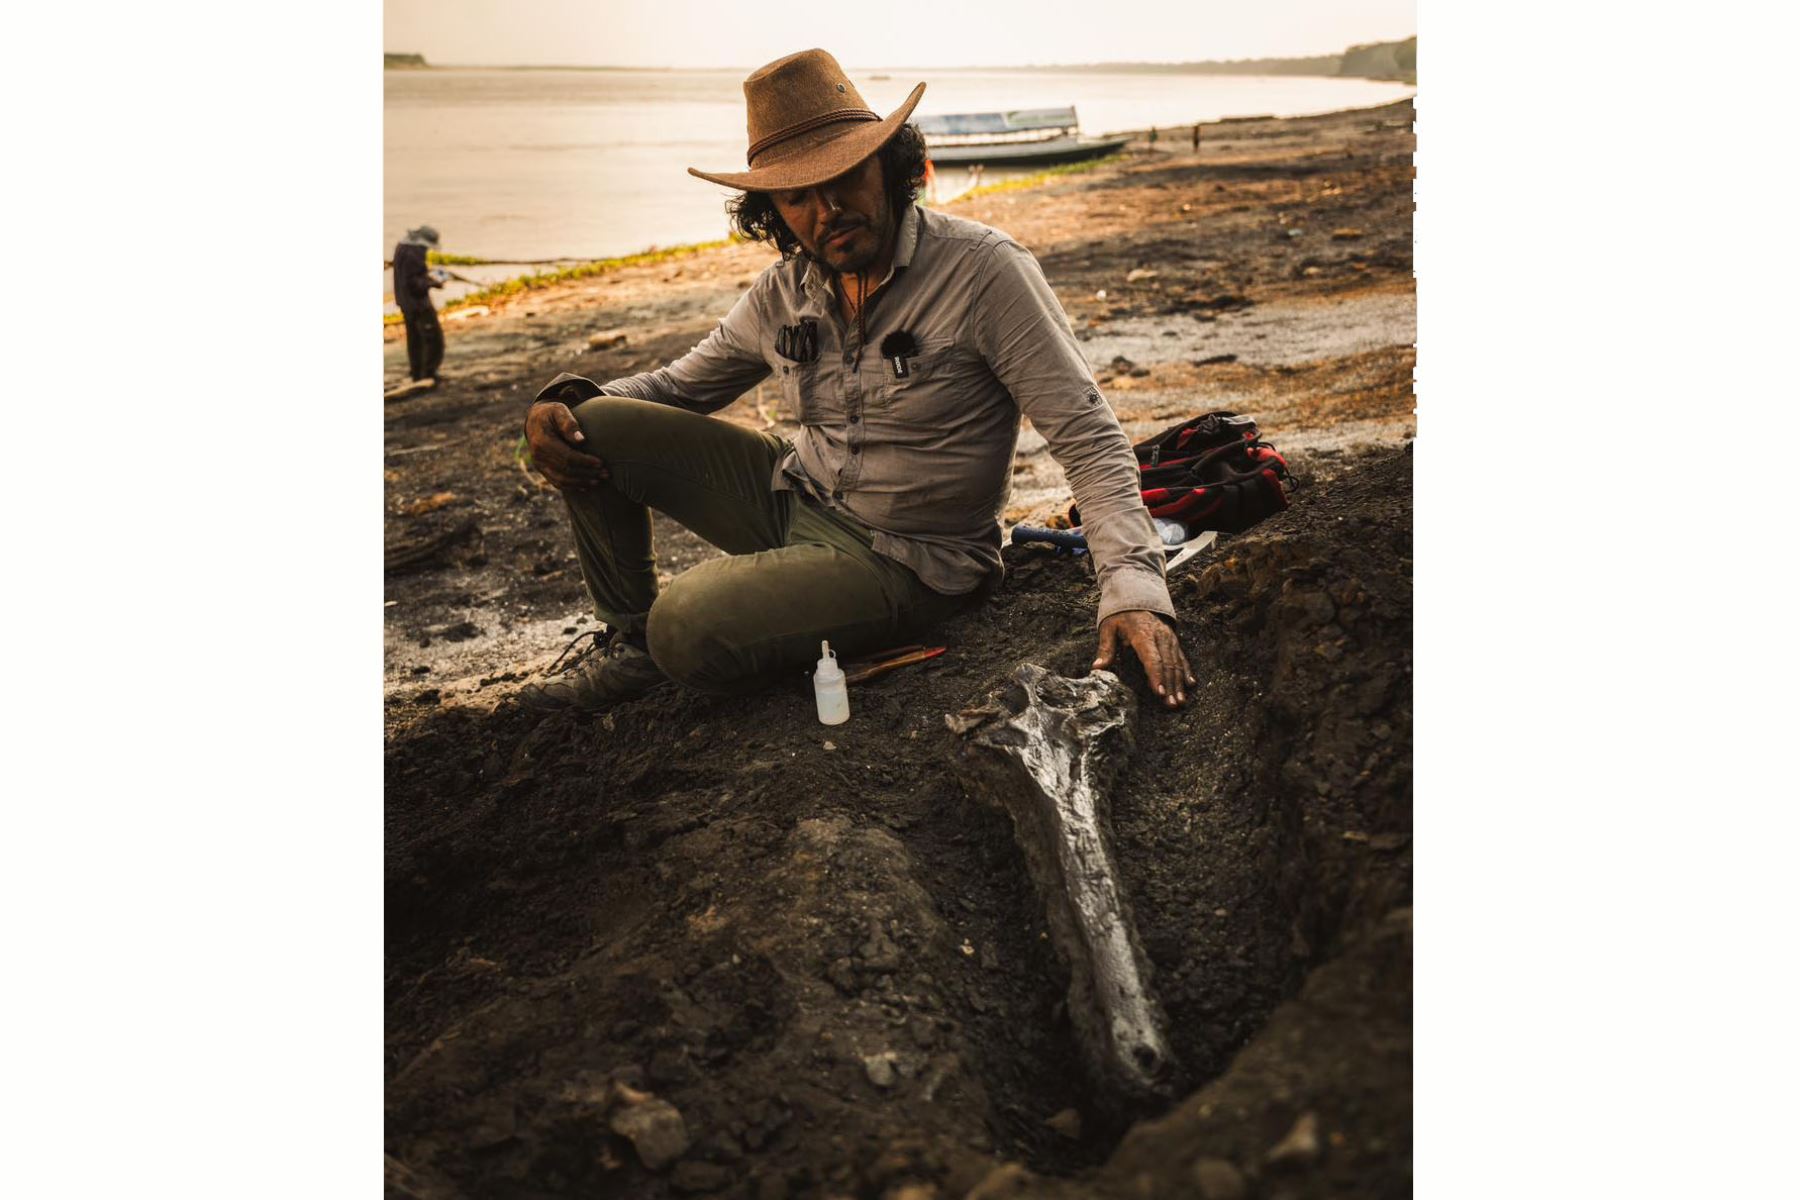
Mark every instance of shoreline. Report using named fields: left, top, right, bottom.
left=385, top=241, right=733, bottom=328
left=382, top=96, right=1412, bottom=335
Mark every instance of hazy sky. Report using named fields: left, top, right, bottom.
left=384, top=0, right=1415, bottom=69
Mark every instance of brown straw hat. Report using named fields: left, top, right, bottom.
left=688, top=49, right=925, bottom=193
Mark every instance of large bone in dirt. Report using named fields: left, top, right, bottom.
left=949, top=664, right=1175, bottom=1105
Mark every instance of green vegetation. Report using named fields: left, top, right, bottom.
left=385, top=53, right=428, bottom=69
left=1339, top=36, right=1417, bottom=84
left=1392, top=37, right=1417, bottom=85
left=446, top=240, right=731, bottom=311
left=384, top=238, right=733, bottom=325
left=425, top=251, right=488, bottom=266
left=1041, top=56, right=1338, bottom=76
left=997, top=36, right=1415, bottom=82
left=951, top=153, right=1127, bottom=203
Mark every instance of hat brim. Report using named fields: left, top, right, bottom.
left=688, top=81, right=926, bottom=192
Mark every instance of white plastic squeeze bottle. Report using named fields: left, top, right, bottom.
left=813, top=640, right=849, bottom=725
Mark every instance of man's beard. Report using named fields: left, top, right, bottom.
left=816, top=203, right=892, bottom=274
left=825, top=238, right=875, bottom=273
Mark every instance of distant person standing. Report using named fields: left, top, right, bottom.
left=392, top=225, right=447, bottom=387
left=1192, top=124, right=1201, bottom=152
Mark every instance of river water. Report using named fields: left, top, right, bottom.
left=384, top=67, right=1412, bottom=301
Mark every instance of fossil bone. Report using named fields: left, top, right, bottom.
left=948, top=664, right=1175, bottom=1105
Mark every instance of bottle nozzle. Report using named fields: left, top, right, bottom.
left=813, top=638, right=849, bottom=724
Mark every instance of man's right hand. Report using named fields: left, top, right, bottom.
left=525, top=401, right=610, bottom=491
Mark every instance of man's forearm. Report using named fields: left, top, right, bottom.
left=973, top=240, right=1174, bottom=625
left=531, top=319, right=771, bottom=417
left=1085, top=519, right=1175, bottom=624
left=1024, top=397, right=1174, bottom=624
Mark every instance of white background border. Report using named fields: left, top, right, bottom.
left=4, top=1, right=1796, bottom=1194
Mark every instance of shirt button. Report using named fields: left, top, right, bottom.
left=833, top=490, right=845, bottom=500
left=848, top=413, right=860, bottom=423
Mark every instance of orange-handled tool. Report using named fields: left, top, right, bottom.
left=845, top=645, right=947, bottom=686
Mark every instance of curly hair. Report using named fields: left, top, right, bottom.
left=726, top=123, right=930, bottom=260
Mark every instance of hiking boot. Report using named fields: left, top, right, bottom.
left=519, top=630, right=668, bottom=712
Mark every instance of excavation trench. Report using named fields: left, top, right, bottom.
left=950, top=664, right=1176, bottom=1110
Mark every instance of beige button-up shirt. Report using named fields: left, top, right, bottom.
left=537, top=203, right=1173, bottom=626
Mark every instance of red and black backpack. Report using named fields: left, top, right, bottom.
left=1071, top=411, right=1291, bottom=537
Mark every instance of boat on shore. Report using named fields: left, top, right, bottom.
left=916, top=106, right=1130, bottom=166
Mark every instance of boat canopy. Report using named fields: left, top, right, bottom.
left=915, top=107, right=1079, bottom=145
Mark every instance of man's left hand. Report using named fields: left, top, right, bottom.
left=1093, top=610, right=1195, bottom=709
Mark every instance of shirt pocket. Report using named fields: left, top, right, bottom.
left=871, top=343, right=955, bottom=414
left=777, top=360, right=832, bottom=425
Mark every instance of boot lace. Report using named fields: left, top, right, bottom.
left=543, top=628, right=614, bottom=677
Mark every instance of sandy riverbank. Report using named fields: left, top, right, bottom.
left=386, top=98, right=1414, bottom=1199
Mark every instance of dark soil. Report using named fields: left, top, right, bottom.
left=386, top=100, right=1414, bottom=1200
left=386, top=446, right=1411, bottom=1199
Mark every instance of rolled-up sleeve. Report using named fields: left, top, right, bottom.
left=534, top=282, right=771, bottom=414
left=972, top=240, right=1174, bottom=626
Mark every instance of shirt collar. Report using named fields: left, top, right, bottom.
left=891, top=200, right=922, bottom=271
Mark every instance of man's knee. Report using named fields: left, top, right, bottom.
left=644, top=570, right=759, bottom=694
left=569, top=394, right=660, bottom=450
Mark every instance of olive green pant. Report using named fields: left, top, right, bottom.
left=560, top=395, right=971, bottom=694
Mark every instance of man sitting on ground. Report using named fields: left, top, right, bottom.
left=520, top=49, right=1192, bottom=712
